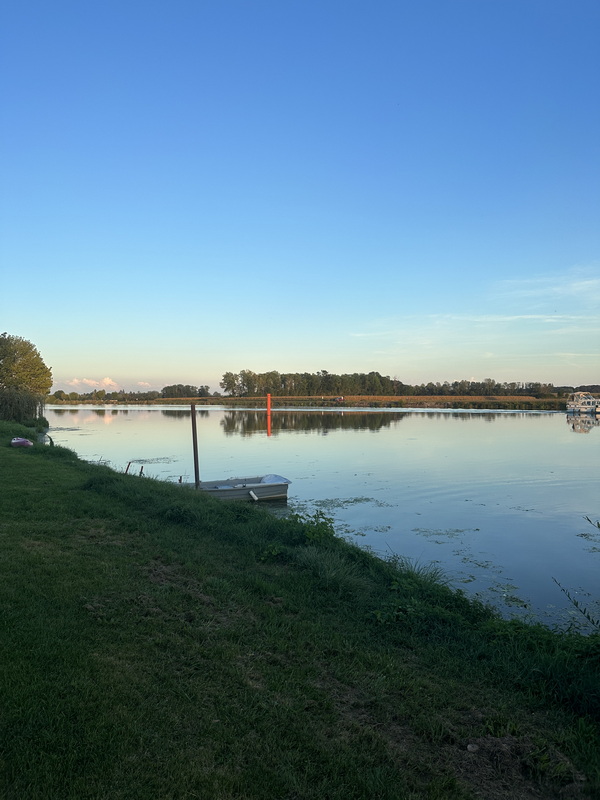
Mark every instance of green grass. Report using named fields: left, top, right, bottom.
left=1, top=419, right=598, bottom=799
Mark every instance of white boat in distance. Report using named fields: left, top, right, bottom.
left=190, top=474, right=291, bottom=501
left=566, top=392, right=599, bottom=415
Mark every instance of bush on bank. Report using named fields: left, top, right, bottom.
left=0, top=386, right=48, bottom=424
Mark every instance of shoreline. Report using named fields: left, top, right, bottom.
left=47, top=394, right=567, bottom=411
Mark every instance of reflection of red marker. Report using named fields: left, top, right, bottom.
left=267, top=393, right=272, bottom=437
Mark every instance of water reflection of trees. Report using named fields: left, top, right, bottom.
left=51, top=408, right=129, bottom=415
left=412, top=412, right=547, bottom=423
left=49, top=407, right=544, bottom=431
left=92, top=409, right=133, bottom=417
left=161, top=410, right=209, bottom=419
left=219, top=410, right=545, bottom=436
left=220, top=411, right=401, bottom=436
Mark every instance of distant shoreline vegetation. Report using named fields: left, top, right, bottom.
left=47, top=371, right=598, bottom=409
left=45, top=395, right=567, bottom=411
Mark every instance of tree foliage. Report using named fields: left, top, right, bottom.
left=219, top=370, right=558, bottom=397
left=161, top=384, right=211, bottom=398
left=0, top=387, right=42, bottom=423
left=0, top=333, right=52, bottom=395
left=0, top=334, right=52, bottom=422
left=48, top=389, right=163, bottom=403
left=219, top=370, right=404, bottom=396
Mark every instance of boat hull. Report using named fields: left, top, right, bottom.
left=189, top=475, right=290, bottom=502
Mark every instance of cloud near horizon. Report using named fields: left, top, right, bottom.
left=67, top=377, right=120, bottom=389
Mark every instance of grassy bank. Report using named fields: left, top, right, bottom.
left=1, top=420, right=598, bottom=800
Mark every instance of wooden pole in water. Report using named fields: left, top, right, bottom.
left=191, top=403, right=200, bottom=488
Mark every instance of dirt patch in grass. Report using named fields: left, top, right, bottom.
left=444, top=734, right=586, bottom=800
left=316, top=668, right=587, bottom=799
left=21, top=538, right=56, bottom=550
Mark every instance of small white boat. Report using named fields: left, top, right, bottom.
left=192, top=474, right=291, bottom=501
left=566, top=392, right=599, bottom=415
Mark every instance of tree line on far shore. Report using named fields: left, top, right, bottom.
left=218, top=369, right=592, bottom=398
left=50, top=384, right=216, bottom=403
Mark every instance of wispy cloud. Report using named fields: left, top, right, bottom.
left=439, top=313, right=596, bottom=324
left=350, top=312, right=598, bottom=338
left=345, top=299, right=598, bottom=384
left=494, top=266, right=600, bottom=307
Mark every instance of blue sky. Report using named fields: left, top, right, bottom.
left=1, top=0, right=598, bottom=393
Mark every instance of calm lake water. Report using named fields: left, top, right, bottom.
left=46, top=405, right=600, bottom=630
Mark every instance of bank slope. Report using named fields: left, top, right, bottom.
left=1, top=421, right=598, bottom=800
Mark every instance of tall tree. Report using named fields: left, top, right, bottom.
left=238, top=370, right=258, bottom=396
left=161, top=384, right=199, bottom=398
left=220, top=372, right=240, bottom=396
left=0, top=333, right=52, bottom=422
left=0, top=333, right=52, bottom=395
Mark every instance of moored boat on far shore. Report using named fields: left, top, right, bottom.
left=566, top=392, right=599, bottom=415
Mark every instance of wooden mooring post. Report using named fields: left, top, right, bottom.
left=190, top=403, right=200, bottom=488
